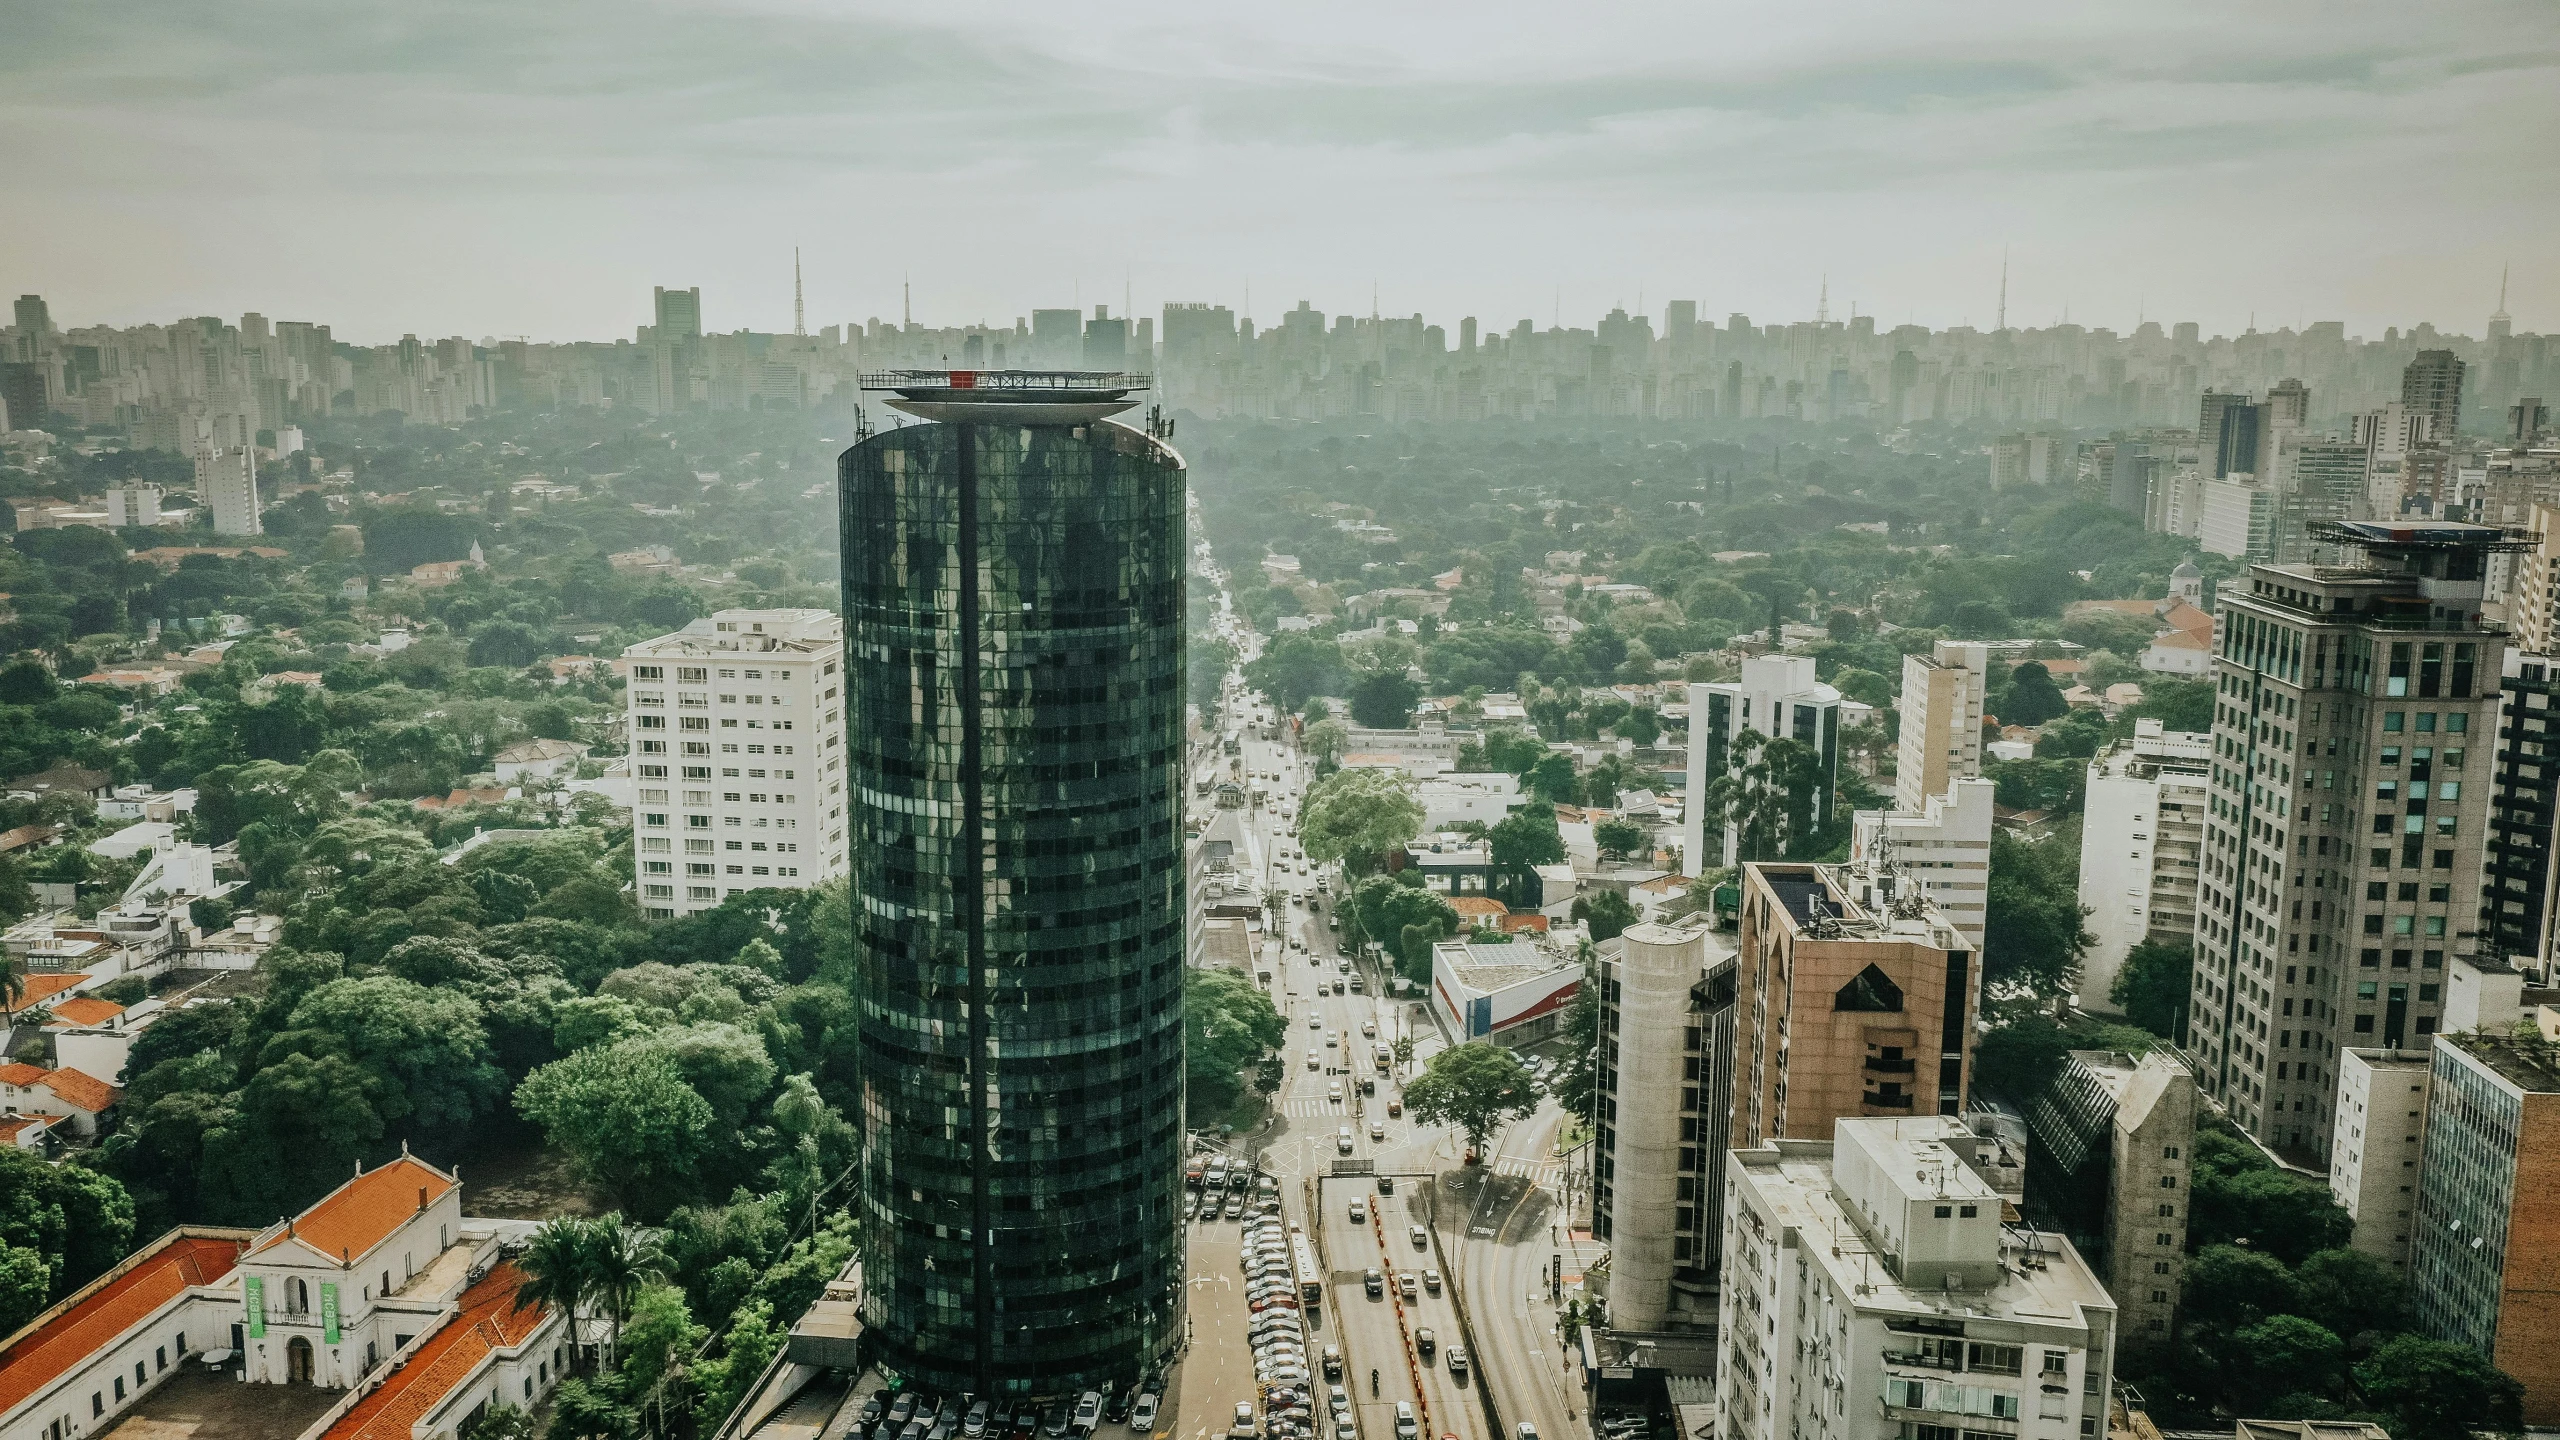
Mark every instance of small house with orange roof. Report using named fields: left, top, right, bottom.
left=0, top=1115, right=47, bottom=1150
left=0, top=1063, right=122, bottom=1137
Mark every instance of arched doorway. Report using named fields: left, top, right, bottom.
left=285, top=1337, right=314, bottom=1385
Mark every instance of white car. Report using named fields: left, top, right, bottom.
left=1129, top=1394, right=1161, bottom=1431
left=1307, top=1051, right=1321, bottom=1070
left=1337, top=1127, right=1354, bottom=1154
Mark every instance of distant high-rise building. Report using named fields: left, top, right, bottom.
left=1662, top=300, right=1697, bottom=351
left=1030, top=308, right=1082, bottom=367
left=2198, top=391, right=2263, bottom=479
left=842, top=371, right=1186, bottom=1394
left=2402, top=348, right=2466, bottom=441
left=0, top=362, right=45, bottom=431
left=1081, top=307, right=1128, bottom=371
left=196, top=445, right=260, bottom=536
left=2512, top=397, right=2549, bottom=443
left=619, top=609, right=849, bottom=919
left=103, top=484, right=162, bottom=529
left=12, top=295, right=50, bottom=337
left=2186, top=521, right=2512, bottom=1163
left=653, top=285, right=703, bottom=340
left=1851, top=779, right=1993, bottom=950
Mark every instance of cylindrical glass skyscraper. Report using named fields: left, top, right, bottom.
left=841, top=373, right=1187, bottom=1395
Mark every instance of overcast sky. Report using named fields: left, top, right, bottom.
left=5, top=1, right=2555, bottom=345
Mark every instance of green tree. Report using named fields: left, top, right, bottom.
left=1523, top=752, right=1581, bottom=805
left=2231, top=1314, right=2344, bottom=1399
left=2292, top=1247, right=2404, bottom=1342
left=1592, top=818, right=1646, bottom=860
left=1984, top=830, right=2091, bottom=998
left=2182, top=1244, right=2301, bottom=1331
left=1487, top=804, right=1566, bottom=907
left=1548, top=974, right=1600, bottom=1120
left=2352, top=1333, right=2524, bottom=1440
left=2186, top=1128, right=2353, bottom=1263
left=1242, top=633, right=1344, bottom=714
left=1349, top=669, right=1421, bottom=729
left=1691, top=729, right=1828, bottom=863
left=691, top=1299, right=786, bottom=1435
left=1185, top=966, right=1285, bottom=1122
left=0, top=1244, right=48, bottom=1334
left=2110, top=939, right=2193, bottom=1040
left=515, top=1047, right=717, bottom=1218
left=585, top=1213, right=669, bottom=1359
left=266, top=976, right=507, bottom=1134
left=1570, top=890, right=1638, bottom=943
left=1996, top=661, right=2067, bottom=726
left=513, top=1217, right=599, bottom=1370
left=1404, top=1042, right=1538, bottom=1160
left=1302, top=718, right=1349, bottom=770
left=1297, top=768, right=1425, bottom=876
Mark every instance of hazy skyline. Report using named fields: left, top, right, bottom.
left=5, top=0, right=2555, bottom=344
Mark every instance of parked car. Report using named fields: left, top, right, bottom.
left=888, top=1396, right=919, bottom=1428
left=1072, top=1393, right=1104, bottom=1434
left=967, top=1400, right=995, bottom=1437
left=1041, top=1405, right=1072, bottom=1437
left=1129, top=1394, right=1161, bottom=1431
left=1231, top=1403, right=1257, bottom=1438
left=1322, top=1346, right=1343, bottom=1380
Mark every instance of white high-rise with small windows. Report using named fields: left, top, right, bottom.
left=621, top=608, right=848, bottom=919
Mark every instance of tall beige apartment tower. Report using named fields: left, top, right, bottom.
left=1895, top=639, right=1989, bottom=813
left=2185, top=521, right=2515, bottom=1164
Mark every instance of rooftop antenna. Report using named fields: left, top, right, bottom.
left=1996, top=248, right=2008, bottom=332
left=1244, top=277, right=1252, bottom=324
left=902, top=276, right=910, bottom=330
left=793, top=247, right=805, bottom=337
left=2493, top=263, right=2512, bottom=328
left=1817, top=274, right=1829, bottom=325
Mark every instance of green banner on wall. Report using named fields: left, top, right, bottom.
left=321, top=1282, right=340, bottom=1344
left=244, top=1276, right=266, bottom=1339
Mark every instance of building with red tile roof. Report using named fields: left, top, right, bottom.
left=43, top=997, right=121, bottom=1029
left=0, top=1062, right=121, bottom=1137
left=251, top=1155, right=458, bottom=1269
left=0, top=1229, right=250, bottom=1432
left=9, top=973, right=87, bottom=1009
left=0, top=1160, right=565, bottom=1440
left=0, top=1116, right=48, bottom=1150
left=317, top=1263, right=557, bottom=1440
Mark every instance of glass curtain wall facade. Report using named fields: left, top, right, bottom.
left=841, top=414, right=1188, bottom=1394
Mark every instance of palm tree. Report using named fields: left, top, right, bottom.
left=583, top=1213, right=668, bottom=1363
left=512, top=1217, right=598, bottom=1371
left=1, top=960, right=24, bottom=1029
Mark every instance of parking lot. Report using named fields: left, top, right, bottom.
left=1313, top=1176, right=1490, bottom=1440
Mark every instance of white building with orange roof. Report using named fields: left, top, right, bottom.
left=0, top=1153, right=565, bottom=1440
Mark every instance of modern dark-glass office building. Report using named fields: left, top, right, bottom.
left=840, top=372, right=1187, bottom=1394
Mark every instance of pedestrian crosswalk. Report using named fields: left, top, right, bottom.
left=1282, top=1097, right=1348, bottom=1118
left=1494, top=1156, right=1561, bottom=1184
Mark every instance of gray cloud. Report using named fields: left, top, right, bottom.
left=1, top=0, right=2554, bottom=340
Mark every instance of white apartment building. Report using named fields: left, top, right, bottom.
left=622, top=609, right=848, bottom=919
left=2075, top=719, right=2210, bottom=1015
left=195, top=446, right=259, bottom=536
left=1721, top=1116, right=2117, bottom=1440
left=1412, top=771, right=1526, bottom=830
left=1683, top=656, right=1842, bottom=873
left=2329, top=1047, right=2430, bottom=1276
left=103, top=484, right=161, bottom=529
left=1850, top=778, right=1993, bottom=951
